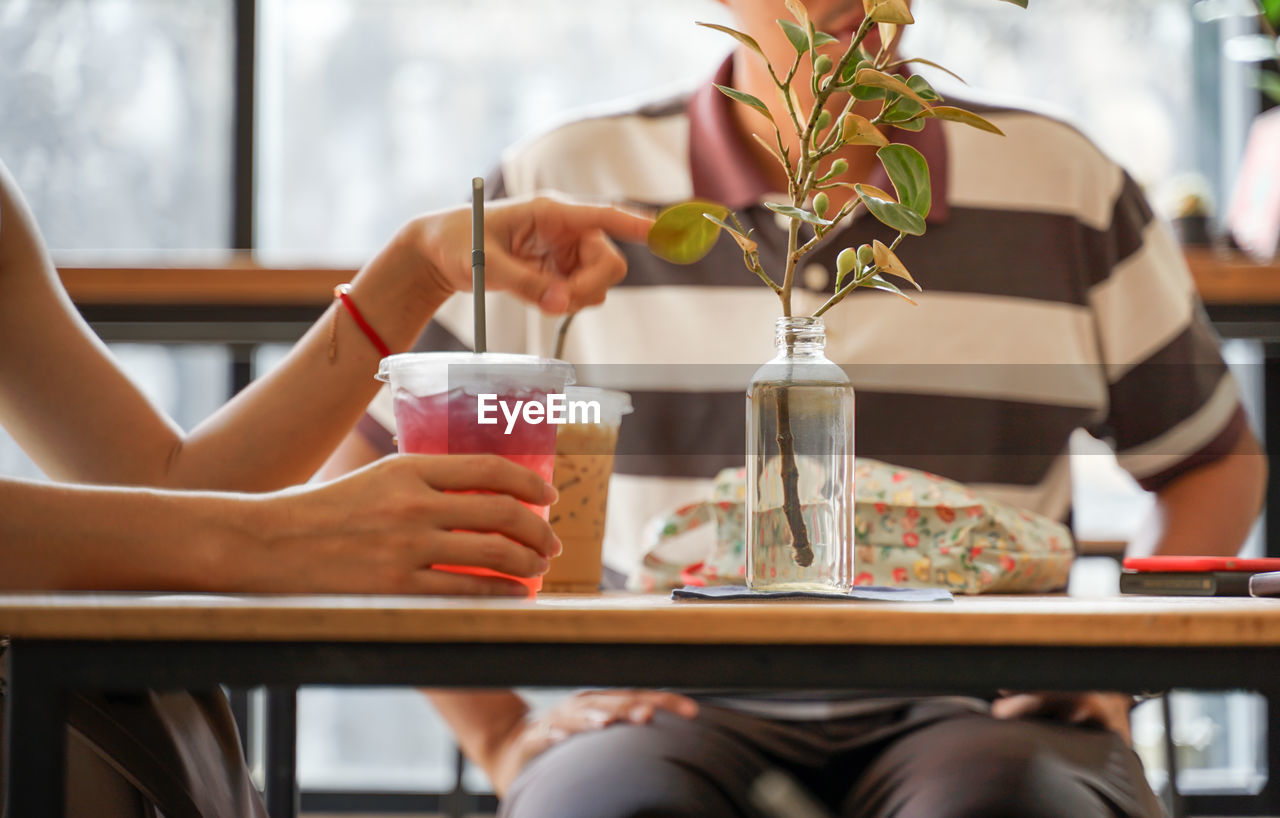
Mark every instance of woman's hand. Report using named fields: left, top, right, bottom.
left=406, top=195, right=654, bottom=314
left=232, top=454, right=562, bottom=595
left=991, top=691, right=1135, bottom=745
left=486, top=690, right=699, bottom=796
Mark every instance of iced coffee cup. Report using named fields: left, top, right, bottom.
left=376, top=352, right=576, bottom=595
left=544, top=386, right=632, bottom=593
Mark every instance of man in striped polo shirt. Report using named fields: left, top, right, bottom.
left=321, top=1, right=1266, bottom=814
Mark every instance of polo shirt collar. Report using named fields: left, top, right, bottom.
left=688, top=56, right=950, bottom=224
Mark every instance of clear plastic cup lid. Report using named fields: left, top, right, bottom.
left=377, top=351, right=576, bottom=396
left=562, top=386, right=633, bottom=425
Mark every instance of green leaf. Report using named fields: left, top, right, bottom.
left=763, top=201, right=835, bottom=227
left=906, top=74, right=941, bottom=101
left=812, top=30, right=840, bottom=48
left=697, top=22, right=767, bottom=61
left=854, top=68, right=931, bottom=107
left=880, top=96, right=925, bottom=123
left=839, top=55, right=871, bottom=85
left=1264, top=0, right=1280, bottom=29
left=856, top=184, right=926, bottom=236
left=890, top=118, right=926, bottom=132
left=703, top=213, right=758, bottom=253
left=714, top=84, right=773, bottom=120
left=996, top=0, right=1028, bottom=7
left=862, top=0, right=915, bottom=24
left=647, top=200, right=731, bottom=264
left=778, top=18, right=809, bottom=53
left=877, top=143, right=931, bottom=218
left=864, top=274, right=918, bottom=305
left=1260, top=70, right=1280, bottom=105
left=927, top=106, right=1004, bottom=135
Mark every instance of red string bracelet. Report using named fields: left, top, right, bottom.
left=329, top=283, right=391, bottom=361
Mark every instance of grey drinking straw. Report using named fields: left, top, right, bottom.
left=471, top=176, right=487, bottom=353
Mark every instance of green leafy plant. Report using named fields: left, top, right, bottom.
left=1260, top=0, right=1280, bottom=102
left=647, top=0, right=1025, bottom=567
left=1262, top=0, right=1280, bottom=28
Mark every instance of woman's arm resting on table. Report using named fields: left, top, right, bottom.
left=0, top=453, right=560, bottom=593
left=0, top=163, right=650, bottom=492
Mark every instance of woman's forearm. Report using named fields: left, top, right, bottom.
left=0, top=476, right=252, bottom=590
left=0, top=454, right=560, bottom=594
left=162, top=230, right=448, bottom=491
left=0, top=171, right=437, bottom=492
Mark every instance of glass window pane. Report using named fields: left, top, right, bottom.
left=903, top=0, right=1196, bottom=191
left=298, top=688, right=458, bottom=792
left=296, top=687, right=575, bottom=793
left=1133, top=692, right=1268, bottom=796
left=256, top=0, right=733, bottom=258
left=0, top=0, right=233, bottom=251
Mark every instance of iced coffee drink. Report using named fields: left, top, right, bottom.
left=545, top=387, right=632, bottom=593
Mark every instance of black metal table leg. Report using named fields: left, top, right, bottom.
left=1161, top=694, right=1184, bottom=818
left=4, top=643, right=68, bottom=818
left=1265, top=343, right=1280, bottom=559
left=263, top=685, right=298, bottom=818
left=227, top=687, right=252, bottom=757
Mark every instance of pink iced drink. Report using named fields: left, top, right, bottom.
left=394, top=387, right=557, bottom=594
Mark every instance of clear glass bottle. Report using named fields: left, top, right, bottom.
left=746, top=316, right=854, bottom=592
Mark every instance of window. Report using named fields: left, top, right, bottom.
left=905, top=0, right=1199, bottom=190
left=1, top=0, right=233, bottom=251
left=255, top=0, right=733, bottom=258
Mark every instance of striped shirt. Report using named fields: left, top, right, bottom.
left=360, top=57, right=1244, bottom=580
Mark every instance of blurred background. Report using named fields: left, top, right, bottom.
left=2, top=0, right=1276, bottom=814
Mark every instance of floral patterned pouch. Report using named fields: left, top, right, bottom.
left=629, top=459, right=1074, bottom=594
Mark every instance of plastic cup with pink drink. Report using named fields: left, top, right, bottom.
left=376, top=351, right=576, bottom=595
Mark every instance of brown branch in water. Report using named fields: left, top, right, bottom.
left=774, top=384, right=814, bottom=568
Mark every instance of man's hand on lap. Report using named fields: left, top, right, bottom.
left=991, top=691, right=1135, bottom=744
left=488, top=690, right=699, bottom=796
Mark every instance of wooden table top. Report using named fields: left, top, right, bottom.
left=54, top=249, right=1280, bottom=308
left=2, top=592, right=1279, bottom=647
left=58, top=261, right=353, bottom=307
